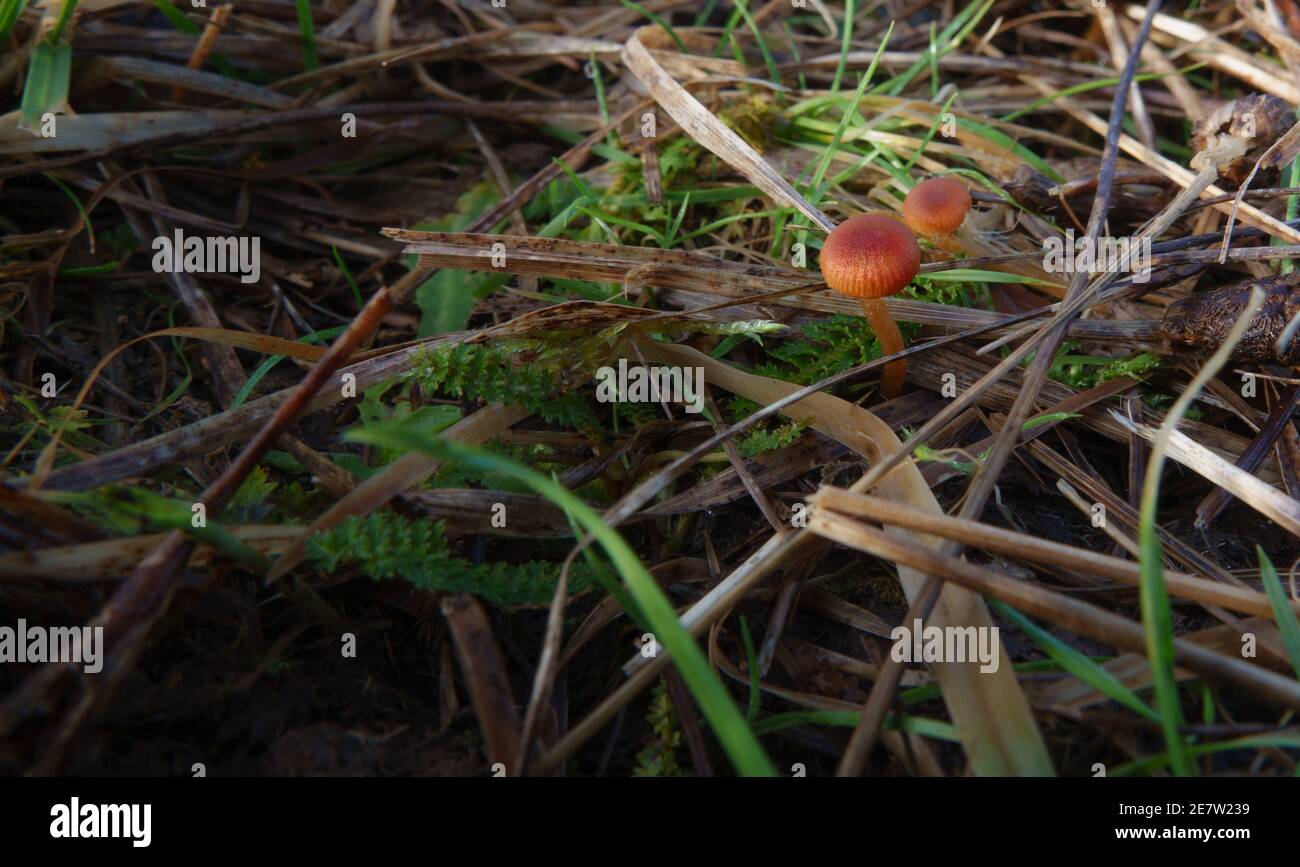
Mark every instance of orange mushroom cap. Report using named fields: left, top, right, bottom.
left=819, top=214, right=921, bottom=300
left=902, top=177, right=971, bottom=237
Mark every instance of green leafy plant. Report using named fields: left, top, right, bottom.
left=403, top=342, right=599, bottom=431
left=633, top=679, right=686, bottom=776
left=728, top=315, right=895, bottom=421
left=406, top=181, right=502, bottom=335
left=307, top=512, right=598, bottom=607
left=1045, top=342, right=1162, bottom=390
left=765, top=315, right=899, bottom=384
left=355, top=381, right=461, bottom=467
left=229, top=465, right=277, bottom=523
left=737, top=419, right=805, bottom=459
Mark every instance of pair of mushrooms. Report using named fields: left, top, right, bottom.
left=820, top=177, right=971, bottom=398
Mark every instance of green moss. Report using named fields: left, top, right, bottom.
left=308, top=513, right=598, bottom=607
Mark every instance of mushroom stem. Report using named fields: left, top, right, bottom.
left=860, top=297, right=906, bottom=398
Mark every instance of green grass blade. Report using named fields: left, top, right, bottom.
left=1001, top=65, right=1205, bottom=123
left=0, top=0, right=29, bottom=45
left=1281, top=104, right=1300, bottom=274
left=332, top=245, right=364, bottom=309
left=1256, top=546, right=1300, bottom=679
left=558, top=504, right=646, bottom=626
left=729, top=0, right=781, bottom=92
left=619, top=0, right=686, bottom=53
left=830, top=0, right=853, bottom=94
left=20, top=39, right=72, bottom=132
left=1137, top=438, right=1193, bottom=775
left=873, top=0, right=992, bottom=96
left=1109, top=733, right=1300, bottom=777
left=921, top=268, right=1053, bottom=284
left=662, top=191, right=691, bottom=248
left=992, top=600, right=1159, bottom=723
left=1133, top=288, right=1265, bottom=776
left=41, top=172, right=92, bottom=242
left=294, top=0, right=318, bottom=71
left=739, top=615, right=760, bottom=721
left=588, top=50, right=612, bottom=137
left=803, top=21, right=893, bottom=210
left=45, top=488, right=271, bottom=575
left=229, top=326, right=344, bottom=410
left=947, top=115, right=1062, bottom=182
left=752, top=710, right=959, bottom=742
left=49, top=0, right=76, bottom=41
left=344, top=427, right=777, bottom=777
left=152, top=0, right=200, bottom=34
left=902, top=90, right=957, bottom=173
left=693, top=0, right=718, bottom=27
left=575, top=206, right=664, bottom=246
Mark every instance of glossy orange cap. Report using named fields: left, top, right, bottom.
left=902, top=177, right=971, bottom=237
left=819, top=214, right=921, bottom=299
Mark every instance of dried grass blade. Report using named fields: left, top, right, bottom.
left=620, top=26, right=835, bottom=232
left=442, top=593, right=522, bottom=771
left=1117, top=415, right=1300, bottom=537
left=813, top=488, right=1297, bottom=621
left=0, top=525, right=300, bottom=582
left=807, top=510, right=1300, bottom=713
left=634, top=339, right=1053, bottom=775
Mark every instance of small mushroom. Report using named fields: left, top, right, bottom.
left=819, top=214, right=921, bottom=398
left=902, top=176, right=972, bottom=238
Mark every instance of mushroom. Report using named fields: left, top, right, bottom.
left=904, top=173, right=1054, bottom=288
left=902, top=176, right=972, bottom=239
left=819, top=214, right=921, bottom=399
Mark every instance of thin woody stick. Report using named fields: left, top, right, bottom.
left=808, top=512, right=1300, bottom=713
left=171, top=4, right=233, bottom=105
left=812, top=488, right=1300, bottom=621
